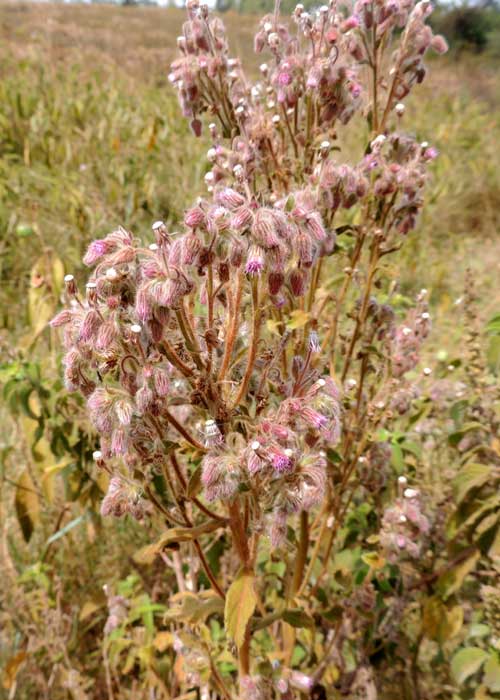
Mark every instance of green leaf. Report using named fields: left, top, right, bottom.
left=15, top=469, right=40, bottom=542
left=468, top=624, right=490, bottom=639
left=484, top=654, right=500, bottom=692
left=16, top=224, right=34, bottom=238
left=487, top=335, right=500, bottom=374
left=282, top=608, right=314, bottom=629
left=391, top=442, right=405, bottom=472
left=45, top=514, right=86, bottom=546
left=486, top=313, right=500, bottom=335
left=224, top=569, right=257, bottom=649
left=453, top=463, right=491, bottom=504
left=450, top=399, right=469, bottom=425
left=451, top=647, right=489, bottom=685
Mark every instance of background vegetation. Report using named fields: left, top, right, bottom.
left=0, top=2, right=498, bottom=699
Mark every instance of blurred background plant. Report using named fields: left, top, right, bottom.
left=0, top=1, right=498, bottom=699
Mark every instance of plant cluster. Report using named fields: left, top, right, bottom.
left=43, top=0, right=469, bottom=695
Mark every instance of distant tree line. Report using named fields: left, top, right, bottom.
left=116, top=0, right=500, bottom=54
left=430, top=1, right=500, bottom=54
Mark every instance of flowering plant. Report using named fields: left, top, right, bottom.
left=51, top=0, right=450, bottom=695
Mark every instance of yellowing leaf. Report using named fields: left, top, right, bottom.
left=133, top=521, right=221, bottom=565
left=422, top=597, right=463, bottom=643
left=2, top=651, right=26, bottom=690
left=122, top=649, right=136, bottom=675
left=453, top=463, right=491, bottom=504
left=187, top=466, right=202, bottom=498
left=282, top=608, right=314, bottom=629
left=437, top=549, right=480, bottom=600
left=79, top=600, right=101, bottom=622
left=484, top=654, right=500, bottom=692
left=266, top=319, right=281, bottom=336
left=443, top=605, right=464, bottom=641
left=15, top=469, right=40, bottom=542
left=165, top=591, right=224, bottom=625
left=153, top=631, right=173, bottom=652
left=51, top=255, right=65, bottom=296
left=361, top=551, right=386, bottom=570
left=285, top=309, right=310, bottom=330
left=224, top=569, right=257, bottom=649
left=488, top=525, right=500, bottom=565
left=41, top=457, right=73, bottom=503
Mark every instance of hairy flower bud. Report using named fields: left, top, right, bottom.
left=245, top=245, right=265, bottom=275
left=288, top=268, right=306, bottom=296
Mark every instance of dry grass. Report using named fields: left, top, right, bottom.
left=0, top=2, right=498, bottom=342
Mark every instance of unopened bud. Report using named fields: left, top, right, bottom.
left=268, top=32, right=279, bottom=47
left=371, top=134, right=386, bottom=149
left=86, top=282, right=97, bottom=304
left=205, top=419, right=222, bottom=447
left=64, top=274, right=77, bottom=295
left=308, top=331, right=321, bottom=353
left=233, top=164, right=244, bottom=179
left=106, top=268, right=119, bottom=282
left=320, top=140, right=331, bottom=157
left=404, top=488, right=418, bottom=499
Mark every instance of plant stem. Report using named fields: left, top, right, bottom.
left=231, top=275, right=261, bottom=409
left=291, top=510, right=309, bottom=596
left=218, top=269, right=244, bottom=382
